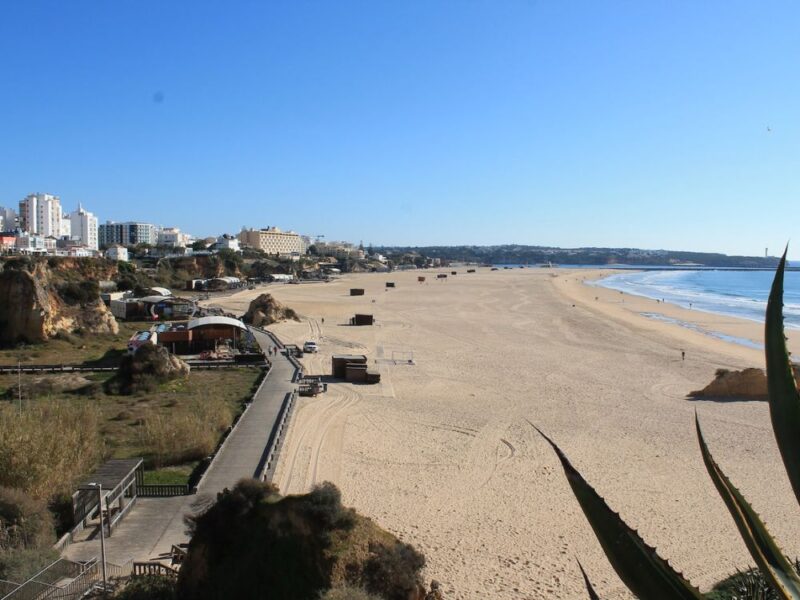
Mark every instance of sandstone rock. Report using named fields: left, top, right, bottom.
left=691, top=365, right=800, bottom=399
left=242, top=293, right=299, bottom=327
left=107, top=344, right=190, bottom=395
left=0, top=261, right=118, bottom=344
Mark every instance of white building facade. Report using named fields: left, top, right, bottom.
left=157, top=227, right=190, bottom=248
left=239, top=227, right=303, bottom=255
left=69, top=204, right=99, bottom=250
left=0, top=206, right=18, bottom=231
left=19, top=193, right=63, bottom=237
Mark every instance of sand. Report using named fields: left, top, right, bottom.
left=208, top=268, right=800, bottom=599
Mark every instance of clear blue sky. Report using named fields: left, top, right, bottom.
left=1, top=1, right=798, bottom=257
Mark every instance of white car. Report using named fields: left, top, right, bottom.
left=303, top=341, right=319, bottom=353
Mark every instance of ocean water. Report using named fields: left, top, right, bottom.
left=592, top=269, right=800, bottom=330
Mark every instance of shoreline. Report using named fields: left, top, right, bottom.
left=553, top=268, right=800, bottom=366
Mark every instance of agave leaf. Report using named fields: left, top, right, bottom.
left=765, top=248, right=800, bottom=508
left=531, top=423, right=704, bottom=599
left=576, top=559, right=601, bottom=600
left=696, top=414, right=800, bottom=598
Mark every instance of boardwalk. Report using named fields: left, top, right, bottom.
left=64, top=328, right=297, bottom=565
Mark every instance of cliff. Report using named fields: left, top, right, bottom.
left=0, top=259, right=119, bottom=344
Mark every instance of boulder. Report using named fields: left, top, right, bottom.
left=107, top=344, right=190, bottom=394
left=690, top=366, right=800, bottom=399
left=242, top=293, right=299, bottom=327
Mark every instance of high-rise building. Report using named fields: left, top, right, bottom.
left=19, top=193, right=63, bottom=237
left=69, top=204, right=99, bottom=250
left=0, top=206, right=18, bottom=231
left=61, top=217, right=72, bottom=238
left=99, top=221, right=157, bottom=247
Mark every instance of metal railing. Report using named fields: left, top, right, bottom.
left=138, top=484, right=190, bottom=497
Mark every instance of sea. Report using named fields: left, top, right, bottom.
left=591, top=268, right=800, bottom=330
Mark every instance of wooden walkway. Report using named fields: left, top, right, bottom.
left=63, top=328, right=298, bottom=566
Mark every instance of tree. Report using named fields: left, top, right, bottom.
left=191, top=240, right=207, bottom=251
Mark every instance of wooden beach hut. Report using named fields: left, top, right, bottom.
left=351, top=314, right=374, bottom=326
left=350, top=288, right=365, bottom=296
left=418, top=276, right=426, bottom=283
left=385, top=282, right=395, bottom=288
left=332, top=354, right=368, bottom=378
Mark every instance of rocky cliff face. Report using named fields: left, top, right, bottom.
left=0, top=260, right=118, bottom=344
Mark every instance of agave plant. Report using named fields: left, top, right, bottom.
left=536, top=249, right=800, bottom=599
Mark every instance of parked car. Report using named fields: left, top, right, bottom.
left=303, top=341, right=319, bottom=353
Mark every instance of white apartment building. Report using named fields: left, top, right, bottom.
left=69, top=204, right=99, bottom=250
left=216, top=234, right=240, bottom=252
left=239, top=227, right=303, bottom=255
left=0, top=206, right=18, bottom=231
left=19, top=193, right=63, bottom=237
left=61, top=217, right=72, bottom=238
left=157, top=227, right=190, bottom=248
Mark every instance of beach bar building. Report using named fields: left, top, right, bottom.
left=351, top=314, right=374, bottom=326
left=350, top=288, right=365, bottom=296
left=385, top=282, right=395, bottom=288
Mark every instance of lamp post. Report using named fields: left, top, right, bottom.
left=87, top=482, right=107, bottom=591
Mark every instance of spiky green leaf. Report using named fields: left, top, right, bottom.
left=532, top=424, right=704, bottom=599
left=576, top=559, right=601, bottom=600
left=765, top=248, right=800, bottom=508
left=696, top=414, right=800, bottom=599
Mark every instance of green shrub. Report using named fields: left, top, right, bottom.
left=319, top=586, right=381, bottom=600
left=57, top=281, right=100, bottom=306
left=114, top=575, right=177, bottom=600
left=363, top=542, right=426, bottom=600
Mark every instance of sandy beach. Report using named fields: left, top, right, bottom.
left=210, top=268, right=800, bottom=599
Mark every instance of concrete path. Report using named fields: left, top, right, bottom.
left=64, top=329, right=297, bottom=565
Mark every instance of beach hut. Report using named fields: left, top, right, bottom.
left=350, top=288, right=365, bottom=296
left=451, top=271, right=457, bottom=276
left=351, top=314, right=374, bottom=326
left=437, top=274, right=447, bottom=279
left=385, top=282, right=395, bottom=288
left=418, top=276, right=426, bottom=283
left=345, top=364, right=368, bottom=383
left=467, top=269, right=476, bottom=273
left=332, top=354, right=368, bottom=378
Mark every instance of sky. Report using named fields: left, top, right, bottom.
left=1, top=1, right=798, bottom=257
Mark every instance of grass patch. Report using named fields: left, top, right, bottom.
left=142, top=464, right=197, bottom=485
left=0, top=322, right=142, bottom=366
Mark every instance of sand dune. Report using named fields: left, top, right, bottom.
left=211, top=268, right=800, bottom=599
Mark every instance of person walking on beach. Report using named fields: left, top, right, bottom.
left=681, top=350, right=685, bottom=361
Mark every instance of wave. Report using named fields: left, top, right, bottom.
left=591, top=269, right=800, bottom=329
